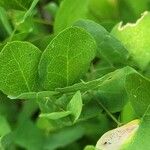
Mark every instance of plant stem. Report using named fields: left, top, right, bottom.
left=97, top=100, right=122, bottom=126
left=8, top=26, right=18, bottom=41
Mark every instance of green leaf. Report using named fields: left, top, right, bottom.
left=0, top=92, right=18, bottom=124
left=67, top=91, right=82, bottom=122
left=120, top=102, right=138, bottom=124
left=0, top=7, right=12, bottom=35
left=8, top=91, right=58, bottom=100
left=0, top=132, right=16, bottom=150
left=120, top=69, right=150, bottom=149
left=39, top=27, right=96, bottom=90
left=120, top=0, right=150, bottom=22
left=86, top=60, right=116, bottom=80
left=0, top=43, right=6, bottom=52
left=0, top=0, right=34, bottom=10
left=44, top=125, right=85, bottom=150
left=126, top=73, right=150, bottom=117
left=31, top=34, right=54, bottom=51
left=13, top=120, right=45, bottom=150
left=54, top=0, right=89, bottom=33
left=9, top=32, right=30, bottom=41
left=74, top=19, right=129, bottom=67
left=0, top=1, right=149, bottom=149
left=0, top=115, right=11, bottom=150
left=121, top=107, right=150, bottom=150
left=118, top=0, right=150, bottom=23
left=79, top=96, right=103, bottom=121
left=18, top=100, right=38, bottom=123
left=0, top=41, right=41, bottom=96
left=7, top=0, right=40, bottom=41
left=40, top=111, right=71, bottom=120
left=2, top=119, right=85, bottom=150
left=10, top=10, right=45, bottom=35
left=111, top=11, right=150, bottom=70
left=88, top=0, right=119, bottom=21
left=57, top=67, right=135, bottom=112
left=97, top=72, right=150, bottom=150
left=0, top=115, right=11, bottom=137
left=54, top=0, right=119, bottom=33
left=57, top=67, right=134, bottom=94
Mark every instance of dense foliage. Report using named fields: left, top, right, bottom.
left=0, top=0, right=150, bottom=150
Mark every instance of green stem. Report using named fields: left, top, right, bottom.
left=8, top=0, right=40, bottom=42
left=97, top=100, right=122, bottom=126
left=8, top=26, right=17, bottom=41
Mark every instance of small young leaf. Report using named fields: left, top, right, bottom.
left=0, top=41, right=41, bottom=96
left=67, top=91, right=82, bottom=122
left=40, top=111, right=71, bottom=120
left=39, top=27, right=96, bottom=90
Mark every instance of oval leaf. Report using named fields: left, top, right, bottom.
left=0, top=41, right=41, bottom=96
left=39, top=27, right=96, bottom=90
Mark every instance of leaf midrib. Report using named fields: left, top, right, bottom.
left=66, top=31, right=72, bottom=86
left=11, top=49, right=31, bottom=92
